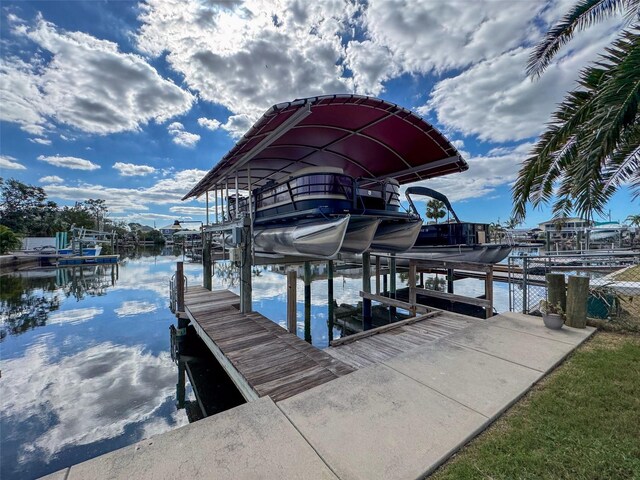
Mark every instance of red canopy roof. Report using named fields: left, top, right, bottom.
left=183, top=94, right=467, bottom=199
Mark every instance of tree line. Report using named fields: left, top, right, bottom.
left=0, top=178, right=164, bottom=244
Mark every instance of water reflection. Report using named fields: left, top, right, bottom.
left=0, top=265, right=117, bottom=339
left=0, top=253, right=189, bottom=480
left=1, top=250, right=514, bottom=479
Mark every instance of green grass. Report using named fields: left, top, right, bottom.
left=431, top=333, right=640, bottom=480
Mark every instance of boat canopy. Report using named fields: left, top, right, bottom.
left=183, top=94, right=467, bottom=200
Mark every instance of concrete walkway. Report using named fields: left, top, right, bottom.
left=43, top=313, right=594, bottom=480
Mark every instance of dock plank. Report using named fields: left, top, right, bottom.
left=327, top=311, right=474, bottom=370
left=184, top=287, right=354, bottom=402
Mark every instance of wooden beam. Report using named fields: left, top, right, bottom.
left=360, top=291, right=430, bottom=314
left=412, top=286, right=491, bottom=308
left=330, top=311, right=440, bottom=346
left=394, top=257, right=493, bottom=273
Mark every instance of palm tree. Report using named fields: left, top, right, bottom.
left=425, top=199, right=446, bottom=223
left=626, top=213, right=640, bottom=226
left=513, top=0, right=640, bottom=222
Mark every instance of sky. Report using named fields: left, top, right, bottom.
left=0, top=0, right=637, bottom=229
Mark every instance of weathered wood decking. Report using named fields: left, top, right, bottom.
left=183, top=286, right=354, bottom=402
left=327, top=310, right=475, bottom=369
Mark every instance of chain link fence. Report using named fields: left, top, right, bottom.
left=508, top=252, right=640, bottom=330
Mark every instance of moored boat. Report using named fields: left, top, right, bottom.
left=184, top=94, right=470, bottom=259
left=403, top=186, right=512, bottom=263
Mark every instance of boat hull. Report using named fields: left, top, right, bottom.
left=253, top=216, right=349, bottom=257
left=401, top=244, right=512, bottom=264
left=370, top=219, right=423, bottom=253
left=58, top=246, right=102, bottom=256
left=341, top=218, right=381, bottom=253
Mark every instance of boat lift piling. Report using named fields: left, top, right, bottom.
left=304, top=261, right=312, bottom=343
left=287, top=270, right=297, bottom=334
left=328, top=260, right=335, bottom=343
left=362, top=252, right=372, bottom=330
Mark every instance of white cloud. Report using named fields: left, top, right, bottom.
left=111, top=212, right=187, bottom=223
left=197, top=117, right=221, bottom=130
left=169, top=205, right=207, bottom=216
left=136, top=0, right=356, bottom=122
left=44, top=168, right=208, bottom=213
left=48, top=307, right=103, bottom=325
left=113, top=162, right=156, bottom=177
left=402, top=142, right=534, bottom=203
left=0, top=154, right=26, bottom=170
left=1, top=342, right=183, bottom=462
left=418, top=8, right=623, bottom=142
left=114, top=301, right=158, bottom=317
left=358, top=0, right=543, bottom=76
left=344, top=40, right=397, bottom=95
left=0, top=15, right=194, bottom=135
left=167, top=122, right=200, bottom=147
left=39, top=175, right=64, bottom=183
left=29, top=137, right=52, bottom=145
left=37, top=154, right=100, bottom=170
left=220, top=114, right=254, bottom=139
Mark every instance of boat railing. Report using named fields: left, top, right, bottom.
left=221, top=172, right=405, bottom=222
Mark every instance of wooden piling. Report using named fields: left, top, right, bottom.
left=362, top=253, right=372, bottom=330
left=375, top=255, right=381, bottom=295
left=328, top=260, right=334, bottom=343
left=203, top=235, right=212, bottom=291
left=566, top=276, right=589, bottom=328
left=176, top=261, right=185, bottom=313
left=447, top=268, right=454, bottom=294
left=240, top=222, right=252, bottom=313
left=304, top=262, right=312, bottom=343
left=408, top=260, right=417, bottom=305
left=389, top=254, right=397, bottom=318
left=546, top=273, right=566, bottom=312
left=287, top=270, right=297, bottom=334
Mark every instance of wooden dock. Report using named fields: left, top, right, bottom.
left=183, top=286, right=354, bottom=402
left=327, top=310, right=475, bottom=369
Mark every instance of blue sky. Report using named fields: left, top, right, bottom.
left=0, top=0, right=636, bottom=228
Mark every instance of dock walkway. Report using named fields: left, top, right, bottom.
left=45, top=311, right=595, bottom=480
left=184, top=286, right=354, bottom=402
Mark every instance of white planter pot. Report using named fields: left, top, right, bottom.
left=543, top=313, right=564, bottom=330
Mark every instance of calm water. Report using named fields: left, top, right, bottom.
left=0, top=250, right=511, bottom=479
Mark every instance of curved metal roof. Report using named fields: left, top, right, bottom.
left=183, top=94, right=467, bottom=200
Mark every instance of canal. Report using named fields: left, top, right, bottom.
left=0, top=249, right=512, bottom=479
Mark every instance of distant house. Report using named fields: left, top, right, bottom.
left=159, top=220, right=184, bottom=242
left=538, top=217, right=592, bottom=239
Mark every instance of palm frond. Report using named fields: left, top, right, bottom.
left=527, top=0, right=634, bottom=78
left=515, top=25, right=640, bottom=222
